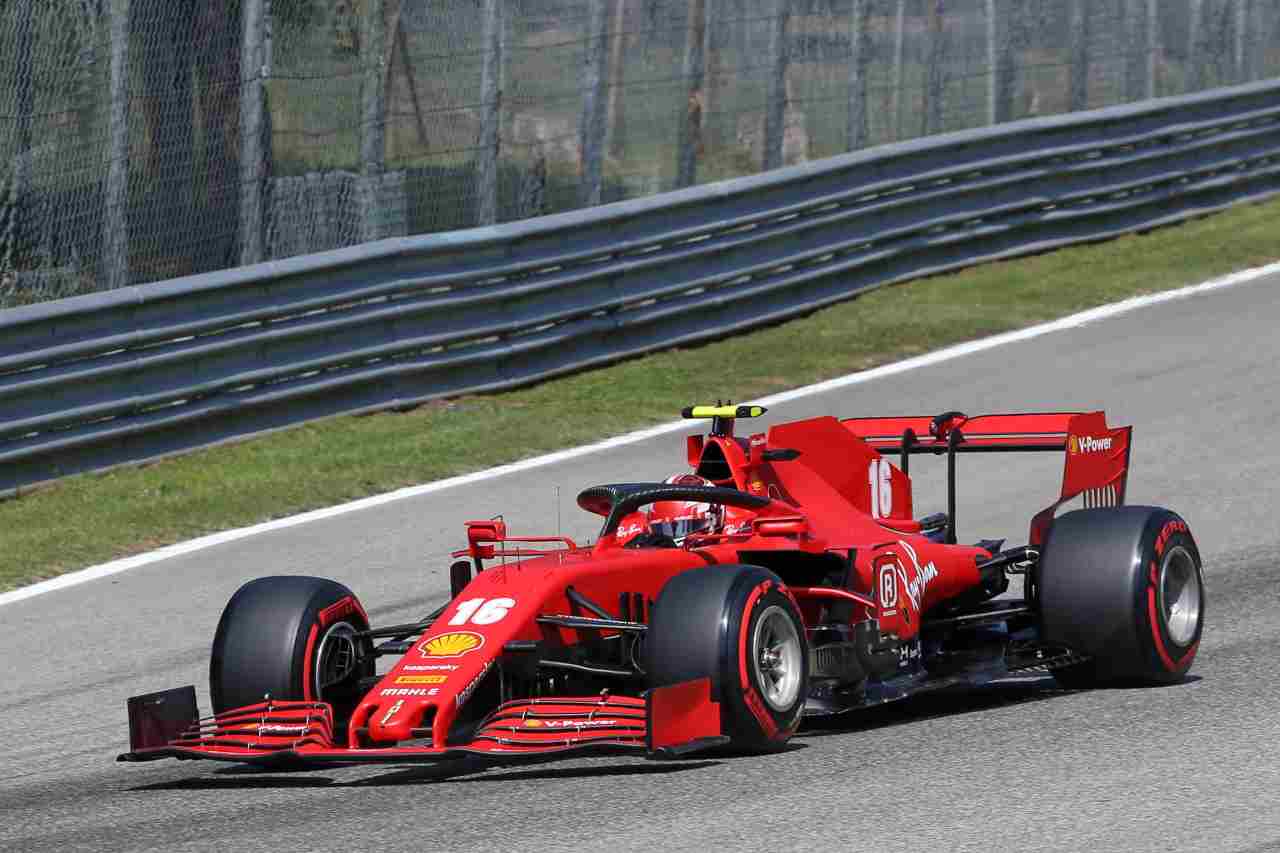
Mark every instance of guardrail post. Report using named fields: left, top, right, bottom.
left=986, top=0, right=1013, bottom=124
left=476, top=0, right=502, bottom=225
left=890, top=0, right=905, bottom=141
left=1069, top=0, right=1089, bottom=110
left=677, top=0, right=707, bottom=187
left=580, top=0, right=609, bottom=206
left=361, top=0, right=387, bottom=240
left=104, top=0, right=131, bottom=290
left=239, top=0, right=267, bottom=265
left=847, top=0, right=870, bottom=150
left=763, top=0, right=790, bottom=171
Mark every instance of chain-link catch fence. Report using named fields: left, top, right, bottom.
left=2, top=0, right=1277, bottom=307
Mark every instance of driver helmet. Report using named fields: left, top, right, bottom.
left=645, top=473, right=723, bottom=541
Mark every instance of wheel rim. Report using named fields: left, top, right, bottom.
left=751, top=605, right=803, bottom=712
left=313, top=620, right=360, bottom=699
left=1158, top=545, right=1201, bottom=647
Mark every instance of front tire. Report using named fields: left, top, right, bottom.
left=210, top=576, right=374, bottom=725
left=645, top=564, right=808, bottom=752
left=1039, top=507, right=1204, bottom=686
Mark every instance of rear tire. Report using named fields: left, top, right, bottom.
left=1039, top=507, right=1204, bottom=687
left=210, top=576, right=374, bottom=725
left=645, top=564, right=808, bottom=752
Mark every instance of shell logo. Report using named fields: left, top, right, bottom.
left=418, top=631, right=485, bottom=658
left=524, top=719, right=544, bottom=728
left=1069, top=436, right=1080, bottom=455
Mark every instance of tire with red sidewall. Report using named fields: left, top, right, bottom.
left=645, top=564, right=808, bottom=752
left=210, top=576, right=373, bottom=722
left=1039, top=507, right=1204, bottom=686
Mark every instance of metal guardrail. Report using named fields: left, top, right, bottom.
left=2, top=80, right=1279, bottom=495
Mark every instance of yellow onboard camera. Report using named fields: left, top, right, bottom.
left=680, top=404, right=768, bottom=420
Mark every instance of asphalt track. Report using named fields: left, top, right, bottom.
left=3, top=274, right=1280, bottom=853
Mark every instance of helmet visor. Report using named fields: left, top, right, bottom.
left=648, top=515, right=714, bottom=540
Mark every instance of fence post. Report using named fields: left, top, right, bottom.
left=1232, top=0, right=1244, bottom=83
left=7, top=0, right=34, bottom=275
left=137, top=0, right=196, bottom=269
left=1233, top=0, right=1251, bottom=83
left=499, top=3, right=510, bottom=172
left=361, top=0, right=387, bottom=240
left=1251, top=0, right=1265, bottom=81
left=1123, top=0, right=1145, bottom=101
left=607, top=0, right=628, bottom=159
left=890, top=0, right=906, bottom=141
left=11, top=0, right=33, bottom=169
left=763, top=0, right=790, bottom=171
left=104, top=0, right=131, bottom=289
left=922, top=0, right=944, bottom=135
left=1186, top=0, right=1203, bottom=91
left=1144, top=0, right=1157, bottom=98
left=239, top=0, right=267, bottom=265
left=476, top=0, right=502, bottom=225
left=676, top=0, right=707, bottom=187
left=986, top=0, right=1013, bottom=124
left=580, top=0, right=609, bottom=206
left=702, top=0, right=720, bottom=150
left=1069, top=0, right=1089, bottom=110
left=735, top=0, right=749, bottom=60
left=847, top=0, right=870, bottom=150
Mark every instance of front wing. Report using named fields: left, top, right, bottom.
left=118, top=679, right=725, bottom=767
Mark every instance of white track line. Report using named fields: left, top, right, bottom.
left=3, top=260, right=1277, bottom=608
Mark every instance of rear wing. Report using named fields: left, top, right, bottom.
left=842, top=411, right=1132, bottom=545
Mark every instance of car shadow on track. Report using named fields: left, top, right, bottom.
left=797, top=676, right=1076, bottom=739
left=350, top=759, right=723, bottom=788
left=130, top=757, right=722, bottom=792
left=795, top=673, right=1200, bottom=740
left=131, top=774, right=339, bottom=792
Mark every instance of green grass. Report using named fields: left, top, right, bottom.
left=3, top=196, right=1279, bottom=591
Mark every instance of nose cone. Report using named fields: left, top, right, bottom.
left=366, top=693, right=436, bottom=743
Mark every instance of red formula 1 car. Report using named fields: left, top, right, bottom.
left=120, top=405, right=1205, bottom=768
